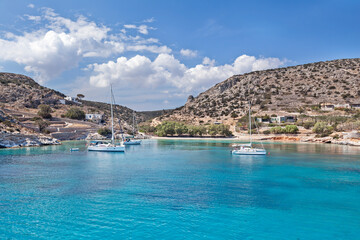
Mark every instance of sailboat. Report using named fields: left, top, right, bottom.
left=232, top=102, right=267, bottom=155
left=88, top=85, right=125, bottom=152
left=123, top=111, right=141, bottom=145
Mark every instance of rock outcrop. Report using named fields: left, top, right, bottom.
left=0, top=132, right=60, bottom=148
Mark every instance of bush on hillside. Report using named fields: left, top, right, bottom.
left=98, top=127, right=111, bottom=136
left=312, top=122, right=334, bottom=137
left=37, top=104, right=52, bottom=119
left=35, top=119, right=49, bottom=133
left=65, top=108, right=85, bottom=120
left=270, top=126, right=284, bottom=134
left=284, top=125, right=299, bottom=134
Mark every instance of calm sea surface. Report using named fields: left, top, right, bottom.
left=1, top=140, right=360, bottom=239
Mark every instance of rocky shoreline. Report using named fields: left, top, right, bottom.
left=0, top=132, right=60, bottom=148
left=151, top=132, right=360, bottom=147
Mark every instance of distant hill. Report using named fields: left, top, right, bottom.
left=160, top=58, right=360, bottom=123
left=0, top=72, right=166, bottom=126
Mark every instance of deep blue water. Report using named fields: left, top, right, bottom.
left=1, top=140, right=360, bottom=239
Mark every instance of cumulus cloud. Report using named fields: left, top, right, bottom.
left=180, top=48, right=197, bottom=58
left=0, top=8, right=169, bottom=83
left=28, top=3, right=35, bottom=8
left=88, top=54, right=285, bottom=94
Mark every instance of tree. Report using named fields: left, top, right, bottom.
left=216, top=124, right=232, bottom=136
left=155, top=121, right=176, bottom=136
left=35, top=119, right=49, bottom=133
left=312, top=122, right=334, bottom=137
left=207, top=125, right=218, bottom=136
left=37, top=104, right=52, bottom=119
left=77, top=94, right=85, bottom=100
left=65, top=108, right=85, bottom=120
left=174, top=122, right=188, bottom=136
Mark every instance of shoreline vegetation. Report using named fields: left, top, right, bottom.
left=139, top=120, right=360, bottom=147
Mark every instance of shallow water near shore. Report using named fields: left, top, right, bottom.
left=1, top=140, right=360, bottom=239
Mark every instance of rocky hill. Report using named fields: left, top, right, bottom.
left=0, top=72, right=65, bottom=108
left=0, top=72, right=164, bottom=126
left=160, top=58, right=360, bottom=124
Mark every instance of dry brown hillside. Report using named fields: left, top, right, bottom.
left=161, top=58, right=360, bottom=124
left=0, top=72, right=166, bottom=125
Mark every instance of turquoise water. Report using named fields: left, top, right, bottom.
left=1, top=140, right=360, bottom=239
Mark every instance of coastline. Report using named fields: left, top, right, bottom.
left=1, top=132, right=359, bottom=149
left=151, top=133, right=360, bottom=146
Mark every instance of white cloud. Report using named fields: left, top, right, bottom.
left=25, top=14, right=41, bottom=22
left=124, top=23, right=155, bottom=35
left=202, top=57, right=215, bottom=66
left=0, top=8, right=170, bottom=83
left=124, top=24, right=136, bottom=29
left=143, top=17, right=155, bottom=23
left=88, top=54, right=285, bottom=94
left=180, top=48, right=197, bottom=58
left=28, top=4, right=35, bottom=8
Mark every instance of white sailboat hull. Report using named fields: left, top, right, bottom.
left=88, top=145, right=125, bottom=152
left=123, top=140, right=141, bottom=145
left=232, top=149, right=267, bottom=155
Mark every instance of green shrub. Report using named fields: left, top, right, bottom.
left=313, top=122, right=334, bottom=137
left=284, top=125, right=299, bottom=134
left=231, top=112, right=238, bottom=118
left=303, top=121, right=315, bottom=129
left=37, top=104, right=52, bottom=119
left=174, top=122, right=188, bottom=136
left=35, top=119, right=49, bottom=133
left=270, top=126, right=284, bottom=134
left=98, top=127, right=111, bottom=136
left=65, top=108, right=85, bottom=120
left=155, top=121, right=176, bottom=136
left=139, top=124, right=156, bottom=133
left=262, top=130, right=271, bottom=135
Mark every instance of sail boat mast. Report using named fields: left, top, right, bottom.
left=110, top=85, right=115, bottom=145
left=249, top=101, right=252, bottom=145
left=132, top=111, right=135, bottom=136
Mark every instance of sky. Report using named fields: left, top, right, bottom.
left=1, top=0, right=360, bottom=111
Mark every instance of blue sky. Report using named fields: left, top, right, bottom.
left=1, top=0, right=360, bottom=110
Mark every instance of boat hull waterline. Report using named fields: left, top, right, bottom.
left=123, top=140, right=141, bottom=145
left=232, top=149, right=267, bottom=155
left=88, top=145, right=125, bottom=152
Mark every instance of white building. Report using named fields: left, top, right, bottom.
left=85, top=114, right=103, bottom=122
left=320, top=103, right=335, bottom=111
left=334, top=103, right=350, bottom=109
left=350, top=104, right=360, bottom=109
left=64, top=96, right=81, bottom=104
left=270, top=116, right=296, bottom=123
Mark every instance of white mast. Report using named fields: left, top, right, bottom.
left=132, top=111, right=135, bottom=136
left=249, top=101, right=252, bottom=146
left=110, top=84, right=115, bottom=145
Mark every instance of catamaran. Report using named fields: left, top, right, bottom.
left=123, top=111, right=141, bottom=145
left=88, top=85, right=125, bottom=152
left=232, top=102, right=267, bottom=155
